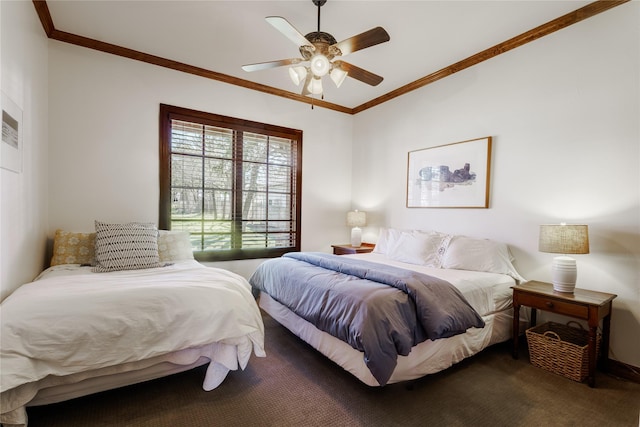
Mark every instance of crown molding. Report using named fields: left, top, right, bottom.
left=32, top=0, right=629, bottom=115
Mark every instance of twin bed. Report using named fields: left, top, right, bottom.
left=1, top=225, right=525, bottom=425
left=0, top=226, right=266, bottom=426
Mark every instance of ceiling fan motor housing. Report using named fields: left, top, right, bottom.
left=300, top=32, right=341, bottom=60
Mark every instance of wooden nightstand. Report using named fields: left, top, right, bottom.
left=512, top=280, right=616, bottom=387
left=331, top=243, right=375, bottom=255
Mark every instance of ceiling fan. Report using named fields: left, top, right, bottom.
left=241, top=0, right=390, bottom=98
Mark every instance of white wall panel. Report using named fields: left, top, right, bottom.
left=352, top=3, right=639, bottom=366
left=1, top=0, right=49, bottom=300
left=47, top=42, right=354, bottom=279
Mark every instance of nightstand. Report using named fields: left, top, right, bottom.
left=512, top=280, right=616, bottom=387
left=331, top=243, right=375, bottom=255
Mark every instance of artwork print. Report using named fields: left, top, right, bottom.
left=1, top=92, right=23, bottom=173
left=407, top=137, right=492, bottom=208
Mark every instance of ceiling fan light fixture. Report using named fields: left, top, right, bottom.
left=308, top=77, right=323, bottom=95
left=242, top=1, right=390, bottom=101
left=310, top=53, right=330, bottom=77
left=289, top=66, right=308, bottom=86
left=330, top=67, right=348, bottom=88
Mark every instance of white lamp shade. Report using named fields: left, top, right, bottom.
left=307, top=77, right=323, bottom=95
left=330, top=67, right=348, bottom=88
left=288, top=66, right=308, bottom=86
left=310, top=54, right=331, bottom=77
left=346, top=210, right=366, bottom=227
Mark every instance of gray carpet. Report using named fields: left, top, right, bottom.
left=27, top=313, right=640, bottom=426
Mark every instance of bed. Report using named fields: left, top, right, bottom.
left=0, top=224, right=266, bottom=426
left=250, top=228, right=527, bottom=387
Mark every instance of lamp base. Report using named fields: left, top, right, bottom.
left=551, top=256, right=577, bottom=293
left=350, top=227, right=362, bottom=248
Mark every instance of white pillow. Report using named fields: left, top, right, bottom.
left=387, top=231, right=451, bottom=267
left=93, top=221, right=162, bottom=272
left=373, top=228, right=404, bottom=254
left=441, top=235, right=525, bottom=281
left=158, top=230, right=194, bottom=262
left=414, top=230, right=452, bottom=267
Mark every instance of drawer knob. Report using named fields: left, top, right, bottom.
left=546, top=301, right=554, bottom=308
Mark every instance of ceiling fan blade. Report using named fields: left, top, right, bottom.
left=266, top=16, right=315, bottom=51
left=334, top=61, right=384, bottom=86
left=332, top=27, right=390, bottom=56
left=242, top=58, right=302, bottom=72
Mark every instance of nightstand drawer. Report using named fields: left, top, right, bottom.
left=517, top=293, right=589, bottom=319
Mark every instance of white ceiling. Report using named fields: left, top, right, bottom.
left=46, top=0, right=592, bottom=109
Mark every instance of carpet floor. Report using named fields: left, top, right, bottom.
left=27, top=313, right=640, bottom=427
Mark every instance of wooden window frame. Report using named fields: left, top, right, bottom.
left=159, top=104, right=302, bottom=261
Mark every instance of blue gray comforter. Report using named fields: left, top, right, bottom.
left=249, top=252, right=484, bottom=385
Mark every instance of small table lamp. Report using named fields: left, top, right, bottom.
left=538, top=224, right=589, bottom=293
left=347, top=210, right=367, bottom=247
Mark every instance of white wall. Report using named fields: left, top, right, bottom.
left=47, top=41, right=354, bottom=279
left=5, top=0, right=638, bottom=368
left=0, top=0, right=49, bottom=301
left=352, top=3, right=640, bottom=367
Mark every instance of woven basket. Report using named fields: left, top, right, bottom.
left=525, top=321, right=600, bottom=382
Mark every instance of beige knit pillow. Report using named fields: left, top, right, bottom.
left=50, top=229, right=96, bottom=266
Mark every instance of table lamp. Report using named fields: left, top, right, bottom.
left=347, top=210, right=366, bottom=247
left=538, top=224, right=589, bottom=293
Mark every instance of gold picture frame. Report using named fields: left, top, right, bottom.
left=407, top=136, right=492, bottom=208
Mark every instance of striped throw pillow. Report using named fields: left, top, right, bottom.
left=93, top=221, right=162, bottom=272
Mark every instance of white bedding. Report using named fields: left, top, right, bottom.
left=258, top=252, right=521, bottom=386
left=342, top=253, right=515, bottom=315
left=0, top=260, right=265, bottom=425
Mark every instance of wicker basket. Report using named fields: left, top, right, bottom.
left=525, top=321, right=600, bottom=382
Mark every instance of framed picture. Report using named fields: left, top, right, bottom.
left=407, top=136, right=492, bottom=208
left=1, top=91, right=23, bottom=173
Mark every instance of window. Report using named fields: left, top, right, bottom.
left=159, top=104, right=302, bottom=261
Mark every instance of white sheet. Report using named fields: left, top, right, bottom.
left=0, top=260, right=265, bottom=425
